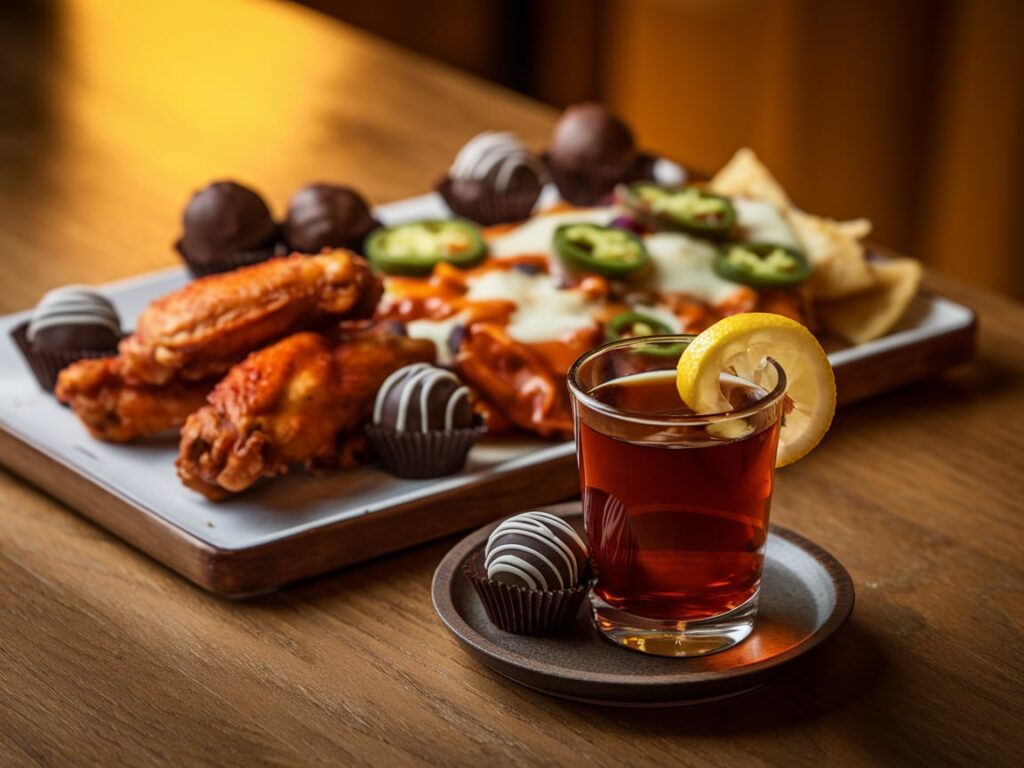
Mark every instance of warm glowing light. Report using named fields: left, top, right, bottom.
left=61, top=0, right=366, bottom=184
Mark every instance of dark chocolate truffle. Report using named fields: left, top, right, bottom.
left=373, top=362, right=473, bottom=433
left=548, top=103, right=635, bottom=171
left=438, top=132, right=545, bottom=225
left=178, top=180, right=277, bottom=270
left=484, top=511, right=588, bottom=591
left=449, top=131, right=544, bottom=196
left=282, top=183, right=378, bottom=254
left=365, top=362, right=484, bottom=479
left=15, top=285, right=123, bottom=392
left=28, top=286, right=121, bottom=351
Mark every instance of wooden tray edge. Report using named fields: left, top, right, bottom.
left=0, top=427, right=215, bottom=587
left=0, top=426, right=579, bottom=597
left=833, top=304, right=977, bottom=406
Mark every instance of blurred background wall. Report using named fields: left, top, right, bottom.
left=302, top=0, right=1024, bottom=300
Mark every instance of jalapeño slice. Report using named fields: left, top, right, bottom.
left=553, top=223, right=648, bottom=278
left=605, top=311, right=673, bottom=342
left=606, top=311, right=687, bottom=358
left=364, top=219, right=487, bottom=276
left=714, top=241, right=810, bottom=289
left=624, top=182, right=737, bottom=238
left=636, top=338, right=689, bottom=359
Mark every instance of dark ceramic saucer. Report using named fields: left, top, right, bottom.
left=432, top=509, right=854, bottom=707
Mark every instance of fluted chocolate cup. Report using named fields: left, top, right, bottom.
left=436, top=176, right=541, bottom=226
left=364, top=421, right=486, bottom=479
left=10, top=321, right=120, bottom=394
left=175, top=237, right=285, bottom=277
left=543, top=152, right=660, bottom=206
left=463, top=550, right=589, bottom=636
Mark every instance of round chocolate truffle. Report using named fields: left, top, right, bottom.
left=27, top=286, right=121, bottom=351
left=484, top=511, right=588, bottom=591
left=548, top=103, right=635, bottom=171
left=372, top=362, right=474, bottom=433
left=440, top=131, right=545, bottom=225
left=449, top=131, right=545, bottom=196
left=282, top=183, right=378, bottom=254
left=179, top=180, right=277, bottom=267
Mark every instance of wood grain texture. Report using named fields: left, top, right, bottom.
left=0, top=1, right=1022, bottom=766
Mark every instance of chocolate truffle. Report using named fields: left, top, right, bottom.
left=178, top=180, right=278, bottom=274
left=28, top=286, right=121, bottom=351
left=464, top=511, right=590, bottom=635
left=365, top=362, right=484, bottom=479
left=439, top=131, right=545, bottom=225
left=548, top=103, right=635, bottom=171
left=484, top=511, right=588, bottom=591
left=282, top=183, right=378, bottom=254
left=449, top=131, right=544, bottom=195
left=373, top=362, right=473, bottom=433
left=13, top=285, right=123, bottom=393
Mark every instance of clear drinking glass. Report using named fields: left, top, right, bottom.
left=567, top=336, right=787, bottom=657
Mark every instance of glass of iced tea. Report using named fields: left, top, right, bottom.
left=567, top=335, right=787, bottom=657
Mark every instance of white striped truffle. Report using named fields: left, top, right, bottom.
left=449, top=131, right=546, bottom=194
left=372, top=362, right=473, bottom=433
left=27, top=285, right=121, bottom=350
left=484, top=511, right=588, bottom=591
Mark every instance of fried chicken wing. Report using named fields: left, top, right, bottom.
left=55, top=357, right=213, bottom=442
left=176, top=328, right=435, bottom=499
left=119, top=251, right=381, bottom=386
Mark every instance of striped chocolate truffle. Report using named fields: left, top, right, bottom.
left=372, top=362, right=473, bottom=433
left=449, top=131, right=545, bottom=194
left=27, top=286, right=121, bottom=351
left=484, top=511, right=588, bottom=591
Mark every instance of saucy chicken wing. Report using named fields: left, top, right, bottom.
left=455, top=324, right=575, bottom=439
left=55, top=357, right=213, bottom=442
left=119, top=251, right=381, bottom=386
left=176, top=327, right=435, bottom=499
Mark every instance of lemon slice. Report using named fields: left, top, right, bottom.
left=676, top=313, right=836, bottom=467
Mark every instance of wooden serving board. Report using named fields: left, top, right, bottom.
left=0, top=427, right=579, bottom=597
left=0, top=192, right=976, bottom=596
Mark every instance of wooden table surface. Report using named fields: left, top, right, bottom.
left=1, top=2, right=1022, bottom=766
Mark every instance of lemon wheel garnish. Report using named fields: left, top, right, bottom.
left=676, top=313, right=836, bottom=467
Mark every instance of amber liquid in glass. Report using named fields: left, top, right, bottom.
left=579, top=370, right=780, bottom=622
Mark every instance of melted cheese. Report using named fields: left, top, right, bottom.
left=465, top=270, right=598, bottom=344
left=405, top=202, right=771, bottom=353
left=733, top=197, right=799, bottom=248
left=488, top=207, right=617, bottom=260
left=644, top=233, right=746, bottom=304
left=406, top=313, right=466, bottom=366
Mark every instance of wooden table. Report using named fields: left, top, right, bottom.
left=1, top=2, right=1021, bottom=765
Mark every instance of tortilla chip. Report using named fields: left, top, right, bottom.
left=708, top=149, right=922, bottom=342
left=816, top=258, right=923, bottom=344
left=788, top=209, right=877, bottom=300
left=708, top=148, right=791, bottom=210
left=834, top=218, right=873, bottom=240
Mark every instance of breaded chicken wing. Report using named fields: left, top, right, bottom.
left=55, top=357, right=213, bottom=442
left=119, top=251, right=381, bottom=385
left=176, top=327, right=435, bottom=499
